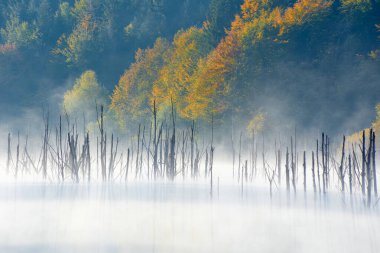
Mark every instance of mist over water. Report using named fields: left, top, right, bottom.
left=0, top=180, right=379, bottom=253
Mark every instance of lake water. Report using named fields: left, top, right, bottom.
left=0, top=181, right=379, bottom=253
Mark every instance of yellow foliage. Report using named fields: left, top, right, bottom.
left=282, top=0, right=332, bottom=29
left=152, top=27, right=213, bottom=119
left=110, top=0, right=336, bottom=126
left=340, top=0, right=372, bottom=13
left=372, top=103, right=380, bottom=133
left=111, top=38, right=170, bottom=127
left=347, top=128, right=371, bottom=145
left=63, top=70, right=107, bottom=118
left=347, top=103, right=380, bottom=145
left=246, top=112, right=266, bottom=135
left=187, top=0, right=333, bottom=119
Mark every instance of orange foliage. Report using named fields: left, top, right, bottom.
left=111, top=0, right=334, bottom=124
left=111, top=38, right=170, bottom=127
left=152, top=26, right=213, bottom=118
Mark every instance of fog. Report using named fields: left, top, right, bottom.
left=0, top=181, right=379, bottom=253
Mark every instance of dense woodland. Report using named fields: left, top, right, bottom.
left=1, top=1, right=380, bottom=210
left=0, top=0, right=379, bottom=135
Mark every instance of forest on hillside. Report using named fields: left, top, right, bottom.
left=0, top=0, right=379, bottom=135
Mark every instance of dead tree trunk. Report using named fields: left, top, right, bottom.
left=362, top=130, right=366, bottom=195
left=42, top=113, right=49, bottom=179
left=303, top=151, right=306, bottom=193
left=147, top=123, right=152, bottom=180
left=125, top=148, right=130, bottom=181
left=205, top=150, right=209, bottom=178
left=372, top=131, right=377, bottom=198
left=291, top=137, right=296, bottom=195
left=140, top=126, right=145, bottom=178
left=68, top=132, right=79, bottom=182
left=86, top=132, right=91, bottom=182
left=15, top=133, right=19, bottom=178
left=312, top=151, right=316, bottom=193
left=322, top=133, right=326, bottom=194
left=98, top=105, right=107, bottom=182
left=169, top=99, right=176, bottom=180
left=238, top=132, right=242, bottom=182
left=286, top=147, right=290, bottom=192
left=317, top=140, right=321, bottom=194
left=7, top=133, right=11, bottom=175
left=190, top=121, right=195, bottom=178
left=349, top=154, right=352, bottom=195
left=339, top=136, right=346, bottom=192
left=277, top=149, right=281, bottom=186
left=367, top=129, right=373, bottom=207
left=245, top=160, right=248, bottom=182
left=210, top=115, right=214, bottom=198
left=135, top=124, right=141, bottom=179
left=153, top=100, right=158, bottom=179
left=59, top=116, right=64, bottom=181
left=326, top=135, right=330, bottom=189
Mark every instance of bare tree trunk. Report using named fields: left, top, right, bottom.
left=303, top=151, right=306, bottom=193
left=349, top=154, right=352, bottom=195
left=98, top=105, right=107, bottom=182
left=312, top=151, right=316, bottom=193
left=169, top=101, right=176, bottom=180
left=68, top=132, right=79, bottom=182
left=317, top=140, right=321, bottom=194
left=42, top=113, right=49, bottom=179
left=326, top=135, right=330, bottom=190
left=286, top=147, right=290, bottom=192
left=147, top=122, right=152, bottom=180
left=372, top=131, right=377, bottom=198
left=238, top=132, right=242, bottom=182
left=86, top=132, right=91, bottom=182
left=108, top=134, right=114, bottom=181
left=339, top=136, right=346, bottom=192
left=367, top=129, right=373, bottom=207
left=291, top=137, right=296, bottom=195
left=190, top=121, right=195, bottom=178
left=15, top=133, right=19, bottom=178
left=210, top=115, right=214, bottom=198
left=277, top=149, right=281, bottom=186
left=362, top=130, right=366, bottom=195
left=122, top=147, right=128, bottom=181
left=322, top=133, right=326, bottom=194
left=140, top=126, right=145, bottom=178
left=205, top=150, right=209, bottom=178
left=59, top=116, right=64, bottom=181
left=181, top=130, right=186, bottom=180
left=7, top=133, right=11, bottom=175
left=153, top=100, right=158, bottom=179
left=135, top=124, right=141, bottom=179
left=245, top=160, right=248, bottom=182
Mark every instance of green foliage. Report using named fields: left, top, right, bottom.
left=0, top=0, right=379, bottom=134
left=56, top=2, right=72, bottom=23
left=207, top=0, right=243, bottom=42
left=53, top=14, right=97, bottom=65
left=246, top=112, right=266, bottom=135
left=0, top=15, right=40, bottom=47
left=63, top=70, right=108, bottom=120
left=340, top=0, right=372, bottom=13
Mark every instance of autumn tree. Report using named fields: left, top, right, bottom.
left=207, top=0, right=243, bottom=43
left=111, top=38, right=171, bottom=128
left=63, top=70, right=108, bottom=121
left=152, top=26, right=214, bottom=119
left=0, top=15, right=40, bottom=48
